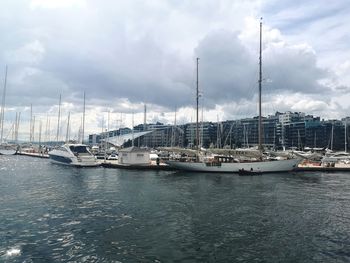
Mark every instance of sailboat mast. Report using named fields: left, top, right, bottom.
left=331, top=123, right=334, bottom=151
left=258, top=18, right=263, bottom=150
left=16, top=112, right=21, bottom=143
left=132, top=112, right=134, bottom=147
left=0, top=65, right=8, bottom=143
left=196, top=57, right=200, bottom=152
left=29, top=104, right=33, bottom=142
left=56, top=94, right=61, bottom=143
left=82, top=91, right=85, bottom=144
left=345, top=121, right=347, bottom=153
left=39, top=120, right=42, bottom=148
left=65, top=112, right=70, bottom=143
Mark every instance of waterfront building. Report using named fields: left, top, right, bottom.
left=184, top=122, right=216, bottom=149
left=221, top=115, right=278, bottom=149
left=89, top=123, right=184, bottom=148
left=88, top=112, right=350, bottom=151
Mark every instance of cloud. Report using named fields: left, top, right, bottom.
left=263, top=41, right=328, bottom=94
left=0, top=0, right=349, bottom=140
left=30, top=0, right=86, bottom=9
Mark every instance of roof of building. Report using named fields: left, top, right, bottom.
left=102, top=131, right=152, bottom=147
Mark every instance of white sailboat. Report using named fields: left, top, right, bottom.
left=166, top=19, right=301, bottom=173
left=0, top=66, right=17, bottom=155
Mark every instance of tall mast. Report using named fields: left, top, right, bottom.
left=32, top=116, right=35, bottom=142
left=56, top=94, right=61, bottom=143
left=0, top=65, right=8, bottom=143
left=171, top=106, right=177, bottom=147
left=196, top=57, right=200, bottom=153
left=16, top=112, right=21, bottom=143
left=258, top=18, right=263, bottom=150
left=65, top=112, right=70, bottom=143
left=38, top=120, right=42, bottom=148
left=331, top=123, right=334, bottom=151
left=45, top=114, right=49, bottom=143
left=29, top=104, right=32, bottom=142
left=345, top=121, right=347, bottom=152
left=107, top=110, right=110, bottom=148
left=82, top=91, right=86, bottom=144
left=12, top=112, right=17, bottom=141
left=143, top=104, right=147, bottom=131
left=132, top=112, right=134, bottom=147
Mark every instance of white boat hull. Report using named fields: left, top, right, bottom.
left=0, top=145, right=17, bottom=155
left=0, top=149, right=17, bottom=155
left=166, top=158, right=301, bottom=173
left=49, top=155, right=100, bottom=167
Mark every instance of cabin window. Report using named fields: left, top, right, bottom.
left=69, top=146, right=89, bottom=153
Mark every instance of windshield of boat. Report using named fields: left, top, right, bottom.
left=69, top=146, right=89, bottom=154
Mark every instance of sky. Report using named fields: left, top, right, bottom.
left=1, top=0, right=350, bottom=141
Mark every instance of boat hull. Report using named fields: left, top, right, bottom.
left=0, top=149, right=17, bottom=155
left=166, top=158, right=301, bottom=173
left=0, top=144, right=17, bottom=155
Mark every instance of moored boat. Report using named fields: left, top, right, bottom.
left=48, top=143, right=99, bottom=167
left=165, top=19, right=302, bottom=173
left=166, top=155, right=300, bottom=173
left=0, top=143, right=17, bottom=155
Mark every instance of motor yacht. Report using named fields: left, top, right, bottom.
left=48, top=144, right=99, bottom=167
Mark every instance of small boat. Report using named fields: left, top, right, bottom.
left=0, top=143, right=17, bottom=155
left=48, top=143, right=100, bottom=167
left=238, top=168, right=262, bottom=176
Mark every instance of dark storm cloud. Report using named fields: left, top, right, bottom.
left=195, top=30, right=256, bottom=108
left=194, top=29, right=328, bottom=109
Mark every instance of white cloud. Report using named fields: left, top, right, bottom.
left=30, top=0, right=86, bottom=9
left=8, top=40, right=45, bottom=65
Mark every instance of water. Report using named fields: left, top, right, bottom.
left=1, top=156, right=350, bottom=262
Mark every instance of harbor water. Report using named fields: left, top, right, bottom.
left=1, top=155, right=350, bottom=262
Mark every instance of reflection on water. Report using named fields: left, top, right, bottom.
left=0, top=155, right=350, bottom=262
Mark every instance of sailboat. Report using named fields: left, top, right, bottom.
left=166, top=19, right=301, bottom=173
left=0, top=66, right=17, bottom=155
